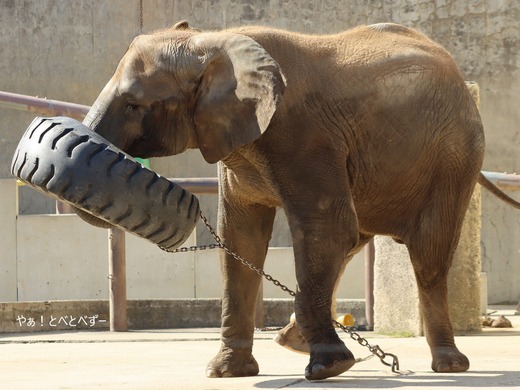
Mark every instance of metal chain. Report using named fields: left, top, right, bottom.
left=139, top=0, right=143, bottom=33
left=160, top=210, right=400, bottom=373
left=163, top=212, right=296, bottom=296
left=333, top=319, right=400, bottom=372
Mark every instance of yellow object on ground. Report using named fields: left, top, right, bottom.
left=335, top=313, right=355, bottom=326
left=289, top=312, right=355, bottom=327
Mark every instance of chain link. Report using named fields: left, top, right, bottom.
left=162, top=212, right=296, bottom=297
left=139, top=0, right=143, bottom=33
left=160, top=210, right=400, bottom=373
left=333, top=320, right=400, bottom=372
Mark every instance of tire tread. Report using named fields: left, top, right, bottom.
left=11, top=116, right=198, bottom=250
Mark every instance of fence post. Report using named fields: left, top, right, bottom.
left=255, top=281, right=264, bottom=329
left=0, top=180, right=18, bottom=301
left=109, top=227, right=127, bottom=331
left=364, top=239, right=375, bottom=329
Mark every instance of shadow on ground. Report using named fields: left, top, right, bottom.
left=254, top=370, right=520, bottom=388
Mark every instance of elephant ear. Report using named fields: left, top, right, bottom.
left=172, top=20, right=200, bottom=32
left=191, top=33, right=286, bottom=163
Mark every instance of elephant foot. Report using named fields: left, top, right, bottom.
left=206, top=347, right=259, bottom=377
left=273, top=321, right=310, bottom=354
left=431, top=346, right=470, bottom=372
left=305, top=341, right=356, bottom=380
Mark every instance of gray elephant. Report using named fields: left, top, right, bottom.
left=80, top=21, right=520, bottom=380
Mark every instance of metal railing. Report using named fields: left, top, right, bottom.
left=0, top=90, right=89, bottom=120
left=2, top=90, right=520, bottom=330
left=481, top=170, right=520, bottom=189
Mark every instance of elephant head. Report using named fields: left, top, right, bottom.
left=83, top=22, right=286, bottom=164
left=75, top=22, right=285, bottom=228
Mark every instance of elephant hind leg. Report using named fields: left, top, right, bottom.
left=273, top=255, right=353, bottom=356
left=274, top=233, right=374, bottom=356
left=274, top=321, right=355, bottom=380
left=405, top=186, right=472, bottom=373
left=411, top=264, right=470, bottom=373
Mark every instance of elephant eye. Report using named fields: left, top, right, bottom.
left=125, top=102, right=140, bottom=112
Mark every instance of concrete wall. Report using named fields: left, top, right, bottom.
left=1, top=0, right=519, bottom=303
left=0, top=179, right=365, bottom=302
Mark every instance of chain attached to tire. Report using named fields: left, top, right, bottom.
left=161, top=210, right=401, bottom=374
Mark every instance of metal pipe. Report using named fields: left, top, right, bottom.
left=0, top=90, right=90, bottom=120
left=17, top=177, right=219, bottom=194
left=364, top=239, right=375, bottom=330
left=167, top=172, right=520, bottom=198
left=482, top=171, right=520, bottom=191
left=170, top=177, right=218, bottom=194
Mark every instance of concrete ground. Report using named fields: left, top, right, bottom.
left=0, top=306, right=518, bottom=389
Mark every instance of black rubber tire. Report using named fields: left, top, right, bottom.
left=11, top=116, right=199, bottom=251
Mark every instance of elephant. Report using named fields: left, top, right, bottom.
left=79, top=21, right=520, bottom=380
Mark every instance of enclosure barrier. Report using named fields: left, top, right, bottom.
left=0, top=91, right=89, bottom=120
left=2, top=90, right=519, bottom=332
left=0, top=91, right=369, bottom=330
left=0, top=91, right=220, bottom=330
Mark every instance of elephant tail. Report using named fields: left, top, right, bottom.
left=478, top=172, right=520, bottom=209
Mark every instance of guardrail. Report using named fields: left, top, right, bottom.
left=481, top=171, right=520, bottom=189
left=2, top=90, right=520, bottom=329
left=1, top=91, right=221, bottom=330
left=0, top=90, right=89, bottom=120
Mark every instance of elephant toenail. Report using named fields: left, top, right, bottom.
left=206, top=369, right=218, bottom=378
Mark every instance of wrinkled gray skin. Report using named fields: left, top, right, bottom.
left=82, top=21, right=487, bottom=380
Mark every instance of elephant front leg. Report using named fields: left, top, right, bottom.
left=206, top=200, right=276, bottom=378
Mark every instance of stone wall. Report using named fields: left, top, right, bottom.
left=1, top=0, right=519, bottom=303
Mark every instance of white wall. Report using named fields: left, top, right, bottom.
left=2, top=180, right=365, bottom=302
